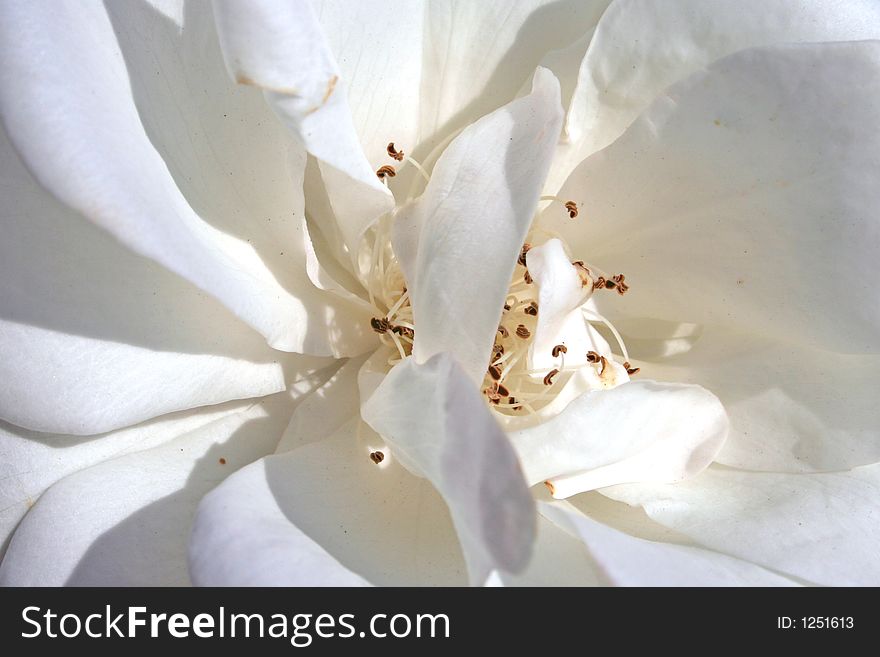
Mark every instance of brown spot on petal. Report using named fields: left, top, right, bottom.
left=322, top=75, right=338, bottom=104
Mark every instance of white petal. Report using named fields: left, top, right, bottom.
left=508, top=381, right=728, bottom=497
left=0, top=387, right=311, bottom=586
left=604, top=464, right=880, bottom=586
left=0, top=400, right=240, bottom=558
left=0, top=1, right=364, bottom=355
left=420, top=0, right=608, bottom=143
left=548, top=41, right=880, bottom=352
left=106, top=1, right=377, bottom=338
left=361, top=353, right=535, bottom=584
left=540, top=501, right=799, bottom=586
left=497, top=512, right=603, bottom=586
left=526, top=238, right=599, bottom=371
left=0, top=124, right=337, bottom=434
left=212, top=0, right=393, bottom=254
left=190, top=418, right=466, bottom=586
left=555, top=0, right=880, bottom=177
left=311, top=0, right=423, bottom=169
left=400, top=68, right=563, bottom=385
left=628, top=326, right=880, bottom=472
left=275, top=354, right=368, bottom=453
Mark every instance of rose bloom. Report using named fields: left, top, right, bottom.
left=1, top=0, right=879, bottom=587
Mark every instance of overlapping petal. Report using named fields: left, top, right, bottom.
left=190, top=417, right=466, bottom=586
left=362, top=354, right=535, bottom=584
left=540, top=501, right=798, bottom=586
left=0, top=0, right=368, bottom=355
left=0, top=384, right=321, bottom=586
left=212, top=0, right=393, bottom=254
left=544, top=0, right=880, bottom=191
left=604, top=464, right=880, bottom=586
left=0, top=123, right=336, bottom=434
left=396, top=68, right=563, bottom=385
left=508, top=380, right=727, bottom=497
left=627, top=326, right=880, bottom=472
left=546, top=41, right=880, bottom=353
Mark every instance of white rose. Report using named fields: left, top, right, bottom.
left=1, top=0, right=879, bottom=586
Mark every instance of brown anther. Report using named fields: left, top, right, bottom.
left=508, top=396, right=523, bottom=411
left=595, top=276, right=607, bottom=289
left=370, top=317, right=391, bottom=334
left=515, top=324, right=531, bottom=339
left=503, top=303, right=511, bottom=311
left=586, top=350, right=601, bottom=364
left=376, top=164, right=397, bottom=179
left=518, top=243, right=531, bottom=267
left=488, top=365, right=502, bottom=381
left=598, top=355, right=608, bottom=376
left=391, top=325, right=414, bottom=339
left=497, top=325, right=509, bottom=338
left=551, top=344, right=568, bottom=358
left=497, top=383, right=510, bottom=397
left=523, top=270, right=533, bottom=285
left=369, top=451, right=385, bottom=464
left=624, top=361, right=641, bottom=375
left=611, top=274, right=629, bottom=295
left=543, top=369, right=559, bottom=386
left=386, top=142, right=405, bottom=162
left=564, top=200, right=578, bottom=219
left=572, top=261, right=594, bottom=288
left=492, top=343, right=505, bottom=358
left=524, top=301, right=538, bottom=316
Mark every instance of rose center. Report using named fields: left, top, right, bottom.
left=364, top=143, right=638, bottom=421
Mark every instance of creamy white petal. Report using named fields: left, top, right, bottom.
left=361, top=353, right=535, bottom=584
left=0, top=386, right=316, bottom=586
left=497, top=512, right=603, bottom=586
left=0, top=123, right=336, bottom=434
left=275, top=354, right=366, bottom=453
left=547, top=42, right=880, bottom=353
left=0, top=1, right=364, bottom=355
left=604, top=464, right=880, bottom=586
left=311, top=0, right=423, bottom=169
left=541, top=501, right=799, bottom=586
left=419, top=0, right=609, bottom=145
left=400, top=68, right=563, bottom=385
left=212, top=0, right=393, bottom=254
left=190, top=418, right=466, bottom=586
left=629, top=326, right=880, bottom=472
left=553, top=0, right=880, bottom=182
left=508, top=381, right=728, bottom=497
left=526, top=238, right=600, bottom=372
left=0, top=404, right=219, bottom=559
left=105, top=1, right=377, bottom=342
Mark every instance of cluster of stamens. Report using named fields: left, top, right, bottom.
left=365, top=141, right=639, bottom=423
left=477, top=238, right=635, bottom=418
